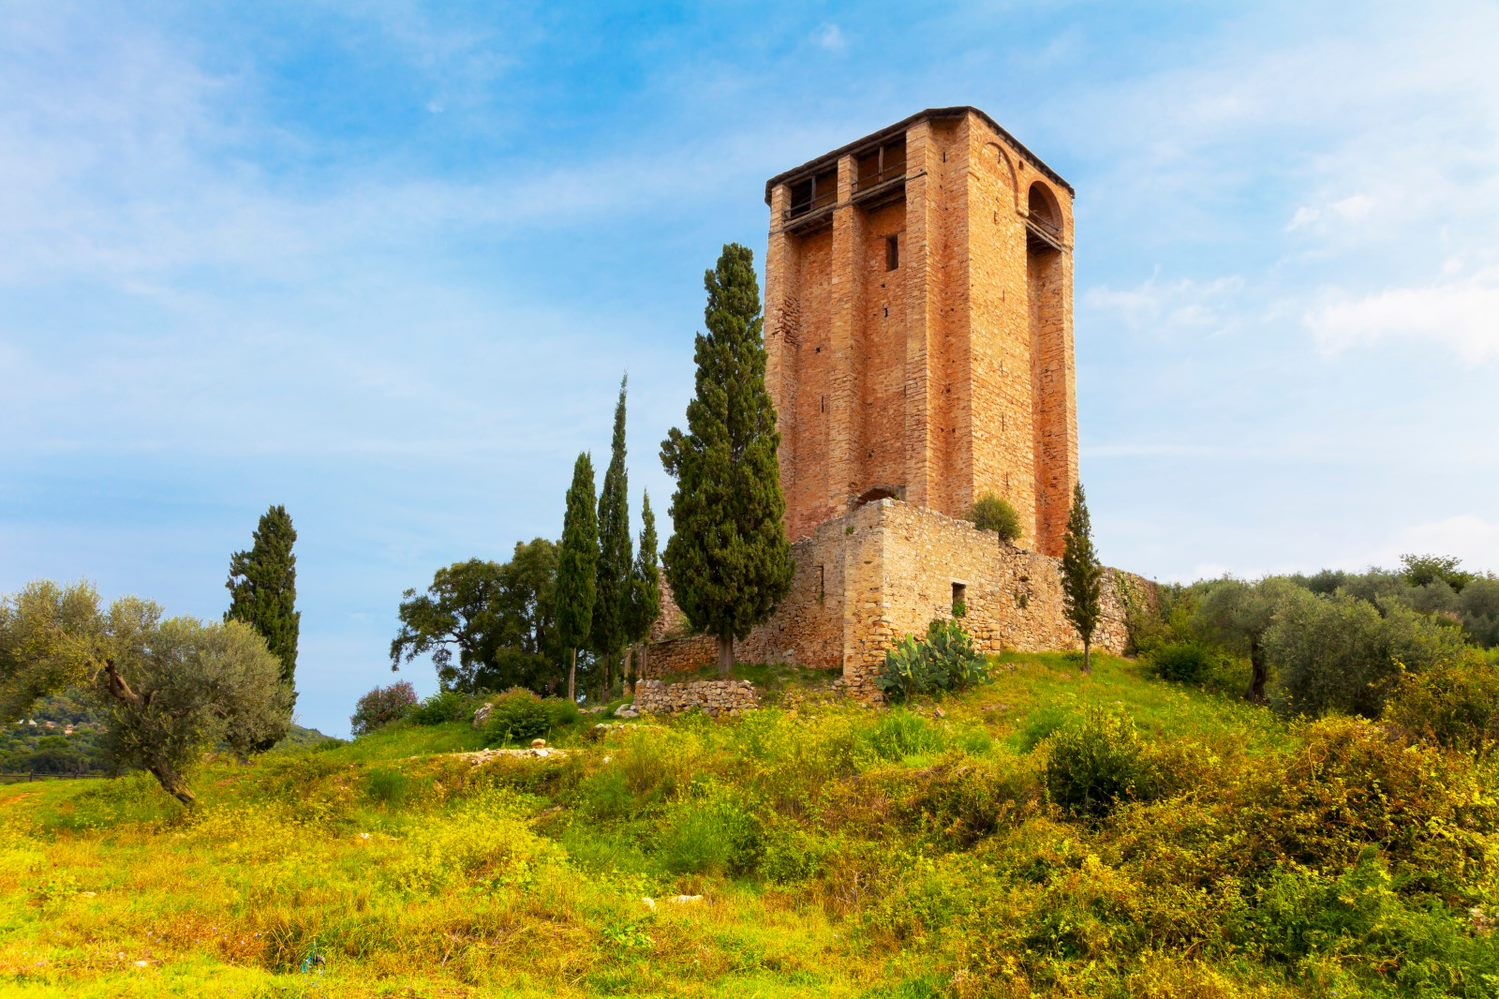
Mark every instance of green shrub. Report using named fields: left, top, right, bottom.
left=863, top=710, right=947, bottom=761
left=656, top=784, right=761, bottom=875
left=409, top=689, right=477, bottom=726
left=481, top=689, right=581, bottom=746
left=1226, top=851, right=1499, bottom=992
left=1384, top=653, right=1499, bottom=756
left=1149, top=642, right=1215, bottom=684
left=1044, top=708, right=1154, bottom=819
left=878, top=618, right=989, bottom=703
left=483, top=689, right=553, bottom=745
left=1246, top=715, right=1497, bottom=892
left=966, top=492, right=1022, bottom=543
left=896, top=754, right=1040, bottom=845
left=1012, top=703, right=1071, bottom=753
left=544, top=697, right=582, bottom=731
left=364, top=766, right=412, bottom=806
left=349, top=681, right=417, bottom=736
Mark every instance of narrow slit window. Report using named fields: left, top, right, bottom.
left=886, top=234, right=899, bottom=271
left=951, top=582, right=967, bottom=616
left=816, top=565, right=826, bottom=601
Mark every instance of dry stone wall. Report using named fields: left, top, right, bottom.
left=634, top=679, right=759, bottom=717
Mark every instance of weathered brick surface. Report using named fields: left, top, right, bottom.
left=765, top=108, right=1077, bottom=556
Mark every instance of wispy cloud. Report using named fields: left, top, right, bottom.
left=1306, top=267, right=1499, bottom=363
left=1084, top=274, right=1246, bottom=335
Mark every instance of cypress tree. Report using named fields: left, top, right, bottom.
left=624, top=491, right=662, bottom=686
left=556, top=453, right=598, bottom=702
left=660, top=243, right=793, bottom=677
left=591, top=375, right=633, bottom=696
left=225, top=504, right=299, bottom=745
left=1060, top=482, right=1104, bottom=674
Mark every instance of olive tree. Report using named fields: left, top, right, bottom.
left=1, top=581, right=288, bottom=806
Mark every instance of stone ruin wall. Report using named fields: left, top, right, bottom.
left=644, top=498, right=1151, bottom=700
left=633, top=679, right=759, bottom=717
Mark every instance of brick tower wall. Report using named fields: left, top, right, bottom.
left=765, top=108, right=1078, bottom=555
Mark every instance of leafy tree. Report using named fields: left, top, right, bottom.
left=1401, top=553, right=1473, bottom=593
left=967, top=492, right=1022, bottom=543
left=1, top=582, right=288, bottom=806
left=497, top=538, right=560, bottom=662
left=350, top=680, right=418, bottom=736
left=98, top=614, right=288, bottom=804
left=591, top=376, right=633, bottom=696
left=556, top=452, right=598, bottom=701
left=1460, top=578, right=1499, bottom=648
left=225, top=505, right=299, bottom=742
left=624, top=491, right=662, bottom=685
left=1194, top=577, right=1302, bottom=703
left=661, top=243, right=794, bottom=676
left=390, top=559, right=506, bottom=692
left=389, top=541, right=561, bottom=695
left=1265, top=591, right=1469, bottom=718
left=1060, top=482, right=1103, bottom=674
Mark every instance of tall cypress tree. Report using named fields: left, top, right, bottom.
left=661, top=243, right=793, bottom=677
left=624, top=491, right=662, bottom=686
left=591, top=375, right=633, bottom=696
left=1060, top=482, right=1104, bottom=674
left=225, top=504, right=299, bottom=744
left=556, top=453, right=598, bottom=702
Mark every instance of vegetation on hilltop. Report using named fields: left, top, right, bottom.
left=5, top=650, right=1499, bottom=996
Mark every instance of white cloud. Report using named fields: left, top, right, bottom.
left=1286, top=193, right=1375, bottom=233
left=1305, top=267, right=1499, bottom=363
left=1345, top=515, right=1499, bottom=574
left=1084, top=274, right=1245, bottom=334
left=816, top=24, right=847, bottom=53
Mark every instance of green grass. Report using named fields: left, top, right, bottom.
left=1, top=651, right=1493, bottom=996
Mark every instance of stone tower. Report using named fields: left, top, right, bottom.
left=763, top=107, right=1078, bottom=556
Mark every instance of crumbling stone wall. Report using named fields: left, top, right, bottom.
left=634, top=679, right=759, bottom=717
left=644, top=499, right=1152, bottom=700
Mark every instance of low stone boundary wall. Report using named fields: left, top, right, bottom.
left=634, top=679, right=759, bottom=717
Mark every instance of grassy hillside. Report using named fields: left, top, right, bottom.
left=2, top=654, right=1495, bottom=997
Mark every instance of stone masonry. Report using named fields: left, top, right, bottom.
left=646, top=498, right=1149, bottom=699
left=634, top=679, right=759, bottom=717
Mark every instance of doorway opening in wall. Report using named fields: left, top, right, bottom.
left=952, top=582, right=967, bottom=618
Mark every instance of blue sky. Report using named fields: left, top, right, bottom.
left=2, top=1, right=1496, bottom=736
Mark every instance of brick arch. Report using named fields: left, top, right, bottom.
left=1027, top=181, right=1064, bottom=239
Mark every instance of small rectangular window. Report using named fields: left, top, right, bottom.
left=952, top=582, right=967, bottom=617
left=886, top=234, right=899, bottom=271
left=817, top=565, right=826, bottom=601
